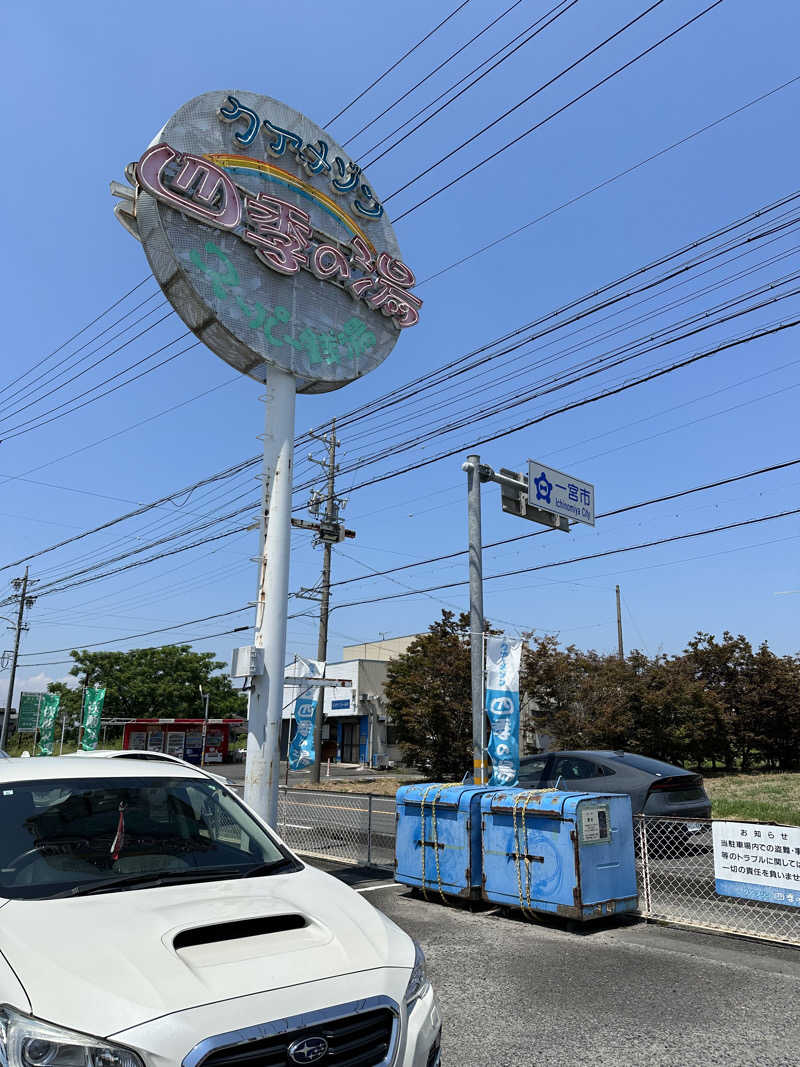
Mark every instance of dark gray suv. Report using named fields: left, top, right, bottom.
left=518, top=750, right=711, bottom=821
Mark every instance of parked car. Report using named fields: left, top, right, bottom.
left=72, top=747, right=234, bottom=787
left=0, top=756, right=441, bottom=1066
left=517, top=749, right=711, bottom=823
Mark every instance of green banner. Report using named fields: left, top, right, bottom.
left=17, top=692, right=41, bottom=733
left=36, top=693, right=61, bottom=756
left=80, top=686, right=106, bottom=751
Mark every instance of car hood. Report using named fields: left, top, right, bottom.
left=0, top=866, right=411, bottom=1038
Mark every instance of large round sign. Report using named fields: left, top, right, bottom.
left=124, top=91, right=421, bottom=393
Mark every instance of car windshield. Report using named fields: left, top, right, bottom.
left=0, top=775, right=292, bottom=900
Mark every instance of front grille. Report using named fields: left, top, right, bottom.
left=199, top=1008, right=394, bottom=1067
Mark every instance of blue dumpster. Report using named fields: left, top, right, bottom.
left=395, top=783, right=494, bottom=899
left=481, top=789, right=638, bottom=920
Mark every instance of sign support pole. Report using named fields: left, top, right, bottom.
left=245, top=367, right=296, bottom=828
left=462, top=455, right=486, bottom=785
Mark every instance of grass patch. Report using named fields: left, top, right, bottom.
left=294, top=774, right=423, bottom=796
left=704, top=772, right=800, bottom=825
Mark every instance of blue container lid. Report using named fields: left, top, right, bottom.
left=483, top=788, right=629, bottom=816
left=397, top=782, right=496, bottom=809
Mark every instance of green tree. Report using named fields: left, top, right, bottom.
left=744, top=644, right=800, bottom=771
left=521, top=639, right=724, bottom=768
left=627, top=656, right=723, bottom=767
left=683, top=632, right=755, bottom=769
left=46, top=680, right=83, bottom=722
left=65, top=645, right=247, bottom=721
left=384, top=611, right=473, bottom=779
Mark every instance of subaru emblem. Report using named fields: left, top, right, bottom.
left=287, top=1036, right=329, bottom=1064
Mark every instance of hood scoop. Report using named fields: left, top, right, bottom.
left=173, top=914, right=306, bottom=951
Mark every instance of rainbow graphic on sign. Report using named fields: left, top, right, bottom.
left=206, top=154, right=376, bottom=253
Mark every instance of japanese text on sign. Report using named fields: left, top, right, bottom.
left=528, top=459, right=595, bottom=527
left=218, top=95, right=383, bottom=219
left=136, top=144, right=421, bottom=330
left=712, top=820, right=800, bottom=908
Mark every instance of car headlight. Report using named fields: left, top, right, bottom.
left=404, top=939, right=430, bottom=1009
left=0, top=1007, right=143, bottom=1067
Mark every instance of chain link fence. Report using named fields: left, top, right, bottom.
left=274, top=791, right=800, bottom=946
left=277, top=787, right=395, bottom=869
left=635, top=815, right=800, bottom=946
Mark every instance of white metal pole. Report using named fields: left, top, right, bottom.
left=200, top=692, right=210, bottom=768
left=245, top=368, right=296, bottom=828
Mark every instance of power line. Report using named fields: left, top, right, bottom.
left=7, top=192, right=796, bottom=587
left=18, top=626, right=251, bottom=671
left=0, top=333, right=195, bottom=442
left=391, top=0, right=728, bottom=222
left=325, top=0, right=473, bottom=126
left=359, top=0, right=580, bottom=167
left=323, top=314, right=800, bottom=501
left=0, top=290, right=166, bottom=418
left=343, top=0, right=527, bottom=147
left=325, top=456, right=800, bottom=589
left=0, top=456, right=260, bottom=574
left=0, top=277, right=151, bottom=402
left=417, top=74, right=800, bottom=287
left=19, top=606, right=252, bottom=657
left=22, top=460, right=800, bottom=656
left=332, top=504, right=800, bottom=611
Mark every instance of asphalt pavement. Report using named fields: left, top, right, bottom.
left=315, top=862, right=800, bottom=1067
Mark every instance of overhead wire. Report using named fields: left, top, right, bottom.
left=324, top=456, right=800, bottom=589
left=8, top=190, right=800, bottom=586
left=342, top=0, right=528, bottom=147
left=325, top=0, right=474, bottom=126
left=0, top=290, right=167, bottom=418
left=331, top=505, right=800, bottom=611
left=0, top=277, right=152, bottom=402
left=417, top=73, right=800, bottom=287
left=356, top=0, right=580, bottom=165
left=390, top=0, right=728, bottom=222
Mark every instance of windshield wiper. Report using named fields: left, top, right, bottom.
left=241, top=857, right=296, bottom=877
left=52, top=865, right=247, bottom=898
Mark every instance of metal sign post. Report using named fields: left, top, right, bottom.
left=461, top=456, right=596, bottom=786
left=462, top=455, right=487, bottom=785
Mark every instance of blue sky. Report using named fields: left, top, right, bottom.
left=2, top=0, right=800, bottom=702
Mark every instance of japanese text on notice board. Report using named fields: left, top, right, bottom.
left=713, top=820, right=800, bottom=907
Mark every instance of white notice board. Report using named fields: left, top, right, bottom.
left=713, top=820, right=800, bottom=907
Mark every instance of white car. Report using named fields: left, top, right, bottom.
left=72, top=748, right=234, bottom=787
left=0, top=757, right=442, bottom=1066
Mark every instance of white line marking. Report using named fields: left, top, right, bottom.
left=357, top=882, right=402, bottom=894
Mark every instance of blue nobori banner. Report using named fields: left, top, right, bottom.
left=485, top=635, right=523, bottom=786
left=287, top=657, right=325, bottom=770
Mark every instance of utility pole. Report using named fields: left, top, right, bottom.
left=311, top=429, right=336, bottom=784
left=616, top=584, right=624, bottom=660
left=462, top=456, right=487, bottom=785
left=1, top=567, right=35, bottom=752
left=291, top=422, right=356, bottom=783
